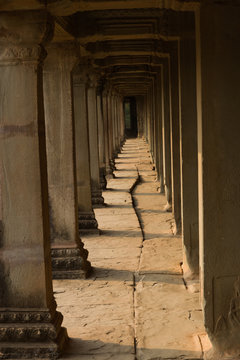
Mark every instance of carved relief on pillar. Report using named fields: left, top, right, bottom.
left=0, top=11, right=53, bottom=66
left=0, top=45, right=43, bottom=65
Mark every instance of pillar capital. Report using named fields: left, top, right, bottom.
left=73, top=65, right=89, bottom=86
left=102, top=82, right=112, bottom=97
left=45, top=41, right=79, bottom=71
left=87, top=69, right=102, bottom=89
left=0, top=10, right=54, bottom=66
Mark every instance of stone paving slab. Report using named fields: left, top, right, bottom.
left=138, top=237, right=182, bottom=274
left=95, top=212, right=140, bottom=230
left=82, top=236, right=142, bottom=249
left=87, top=257, right=140, bottom=272
left=101, top=191, right=132, bottom=206
left=86, top=247, right=141, bottom=260
left=135, top=274, right=204, bottom=360
left=63, top=325, right=135, bottom=355
left=63, top=354, right=135, bottom=360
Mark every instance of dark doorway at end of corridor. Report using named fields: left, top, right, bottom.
left=124, top=96, right=138, bottom=138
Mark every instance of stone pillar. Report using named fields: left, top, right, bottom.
left=179, top=20, right=199, bottom=277
left=119, top=97, right=125, bottom=146
left=196, top=3, right=240, bottom=358
left=0, top=11, right=67, bottom=358
left=97, top=90, right=107, bottom=190
left=107, top=91, right=116, bottom=171
left=149, top=85, right=155, bottom=159
left=152, top=77, right=158, bottom=168
left=146, top=91, right=151, bottom=145
left=87, top=72, right=104, bottom=206
left=72, top=68, right=98, bottom=234
left=169, top=42, right=181, bottom=233
left=161, top=61, right=172, bottom=210
left=115, top=95, right=120, bottom=152
left=155, top=71, right=164, bottom=193
left=143, top=96, right=148, bottom=139
left=102, top=88, right=114, bottom=178
left=111, top=93, right=117, bottom=157
left=117, top=96, right=123, bottom=149
left=44, top=43, right=91, bottom=278
left=137, top=96, right=144, bottom=138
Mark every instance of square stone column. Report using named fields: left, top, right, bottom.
left=102, top=88, right=114, bottom=178
left=161, top=61, right=172, bottom=211
left=196, top=2, right=240, bottom=358
left=72, top=68, right=99, bottom=234
left=114, top=95, right=120, bottom=152
left=146, top=91, right=151, bottom=146
left=137, top=96, right=144, bottom=138
left=43, top=43, right=91, bottom=279
left=119, top=97, right=125, bottom=146
left=152, top=78, right=158, bottom=168
left=169, top=41, right=182, bottom=234
left=87, top=72, right=104, bottom=207
left=142, top=96, right=148, bottom=140
left=148, top=85, right=155, bottom=158
left=154, top=71, right=164, bottom=194
left=111, top=94, right=117, bottom=157
left=107, top=91, right=116, bottom=172
left=179, top=17, right=199, bottom=277
left=97, top=91, right=107, bottom=190
left=0, top=11, right=67, bottom=358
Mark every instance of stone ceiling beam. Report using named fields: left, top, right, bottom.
left=94, top=54, right=169, bottom=67
left=0, top=0, right=199, bottom=15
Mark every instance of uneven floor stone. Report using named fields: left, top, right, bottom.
left=54, top=138, right=206, bottom=360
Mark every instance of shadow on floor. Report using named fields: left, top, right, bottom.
left=105, top=188, right=132, bottom=192
left=88, top=267, right=184, bottom=283
left=113, top=176, right=137, bottom=179
left=102, top=204, right=133, bottom=209
left=132, top=192, right=163, bottom=196
left=60, top=338, right=203, bottom=359
left=99, top=229, right=174, bottom=239
left=114, top=169, right=152, bottom=172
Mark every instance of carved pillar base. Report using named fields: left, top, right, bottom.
left=100, top=167, right=107, bottom=190
left=91, top=187, right=104, bottom=207
left=0, top=308, right=68, bottom=359
left=172, top=220, right=182, bottom=236
left=110, top=159, right=116, bottom=172
left=157, top=182, right=165, bottom=194
left=120, top=137, right=126, bottom=147
left=51, top=244, right=92, bottom=279
left=78, top=211, right=99, bottom=235
left=105, top=162, right=115, bottom=179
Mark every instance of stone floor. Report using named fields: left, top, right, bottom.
left=54, top=138, right=210, bottom=360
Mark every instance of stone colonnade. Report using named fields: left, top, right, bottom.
left=1, top=2, right=240, bottom=359
left=0, top=10, right=125, bottom=358
left=136, top=4, right=240, bottom=358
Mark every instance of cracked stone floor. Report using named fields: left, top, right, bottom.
left=54, top=138, right=210, bottom=360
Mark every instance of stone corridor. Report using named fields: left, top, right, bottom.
left=54, top=139, right=208, bottom=360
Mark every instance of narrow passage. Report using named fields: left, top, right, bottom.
left=54, top=138, right=206, bottom=360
